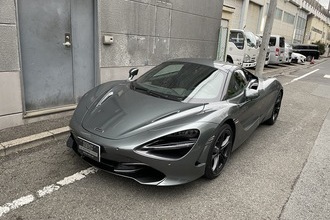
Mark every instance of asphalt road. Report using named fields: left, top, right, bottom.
left=1, top=61, right=330, bottom=220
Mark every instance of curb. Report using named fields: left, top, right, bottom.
left=0, top=126, right=70, bottom=157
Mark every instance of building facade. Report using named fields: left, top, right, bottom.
left=0, top=0, right=224, bottom=130
left=222, top=0, right=330, bottom=44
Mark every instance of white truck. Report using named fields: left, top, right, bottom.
left=226, top=29, right=259, bottom=68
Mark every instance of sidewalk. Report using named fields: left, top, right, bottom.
left=0, top=57, right=328, bottom=157
left=0, top=116, right=71, bottom=157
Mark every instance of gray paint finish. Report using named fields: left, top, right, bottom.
left=0, top=25, right=20, bottom=71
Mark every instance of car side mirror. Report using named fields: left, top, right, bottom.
left=246, top=88, right=259, bottom=100
left=247, top=79, right=259, bottom=90
left=246, top=79, right=259, bottom=100
left=128, top=68, right=139, bottom=81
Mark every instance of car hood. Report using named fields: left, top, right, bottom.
left=82, top=83, right=204, bottom=139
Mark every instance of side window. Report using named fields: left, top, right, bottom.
left=226, top=70, right=248, bottom=99
left=269, top=37, right=276, bottom=47
left=245, top=32, right=257, bottom=48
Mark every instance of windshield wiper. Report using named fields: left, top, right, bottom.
left=131, top=83, right=180, bottom=101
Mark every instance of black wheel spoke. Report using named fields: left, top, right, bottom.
left=205, top=124, right=233, bottom=179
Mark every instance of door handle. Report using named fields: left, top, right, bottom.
left=63, top=41, right=71, bottom=47
left=63, top=33, right=71, bottom=48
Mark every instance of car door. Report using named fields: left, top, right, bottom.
left=225, top=69, right=261, bottom=147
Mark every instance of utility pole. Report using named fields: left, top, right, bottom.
left=255, top=0, right=278, bottom=77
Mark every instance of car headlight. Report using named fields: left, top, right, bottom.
left=135, top=129, right=200, bottom=159
left=243, top=54, right=251, bottom=62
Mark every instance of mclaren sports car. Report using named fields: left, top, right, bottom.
left=67, top=59, right=283, bottom=186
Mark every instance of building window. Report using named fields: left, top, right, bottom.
left=275, top=8, right=283, bottom=20
left=283, top=12, right=295, bottom=24
left=294, top=16, right=307, bottom=44
left=297, top=16, right=306, bottom=29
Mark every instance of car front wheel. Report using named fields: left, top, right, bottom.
left=265, top=91, right=282, bottom=125
left=204, top=124, right=233, bottom=179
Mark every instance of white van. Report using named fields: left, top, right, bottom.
left=268, top=35, right=285, bottom=65
left=227, top=29, right=259, bottom=68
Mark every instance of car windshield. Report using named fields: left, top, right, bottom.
left=131, top=62, right=226, bottom=103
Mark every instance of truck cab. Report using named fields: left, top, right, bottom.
left=227, top=29, right=259, bottom=68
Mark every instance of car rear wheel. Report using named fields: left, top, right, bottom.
left=265, top=91, right=282, bottom=125
left=204, top=124, right=233, bottom=179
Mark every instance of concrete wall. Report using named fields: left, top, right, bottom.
left=0, top=0, right=24, bottom=128
left=224, top=0, right=243, bottom=29
left=270, top=0, right=298, bottom=43
left=0, top=0, right=224, bottom=130
left=304, top=16, right=329, bottom=44
left=99, top=0, right=224, bottom=83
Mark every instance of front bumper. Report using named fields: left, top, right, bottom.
left=242, top=61, right=257, bottom=68
left=67, top=123, right=215, bottom=186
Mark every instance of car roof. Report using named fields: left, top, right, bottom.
left=167, top=58, right=237, bottom=72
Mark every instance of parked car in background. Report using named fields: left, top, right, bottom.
left=283, top=43, right=293, bottom=64
left=227, top=29, right=259, bottom=68
left=291, top=44, right=320, bottom=61
left=268, top=35, right=285, bottom=65
left=291, top=52, right=306, bottom=63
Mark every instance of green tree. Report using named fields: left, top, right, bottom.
left=312, top=41, right=325, bottom=55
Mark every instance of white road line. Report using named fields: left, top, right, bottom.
left=324, top=75, right=330, bottom=79
left=284, top=69, right=320, bottom=85
left=0, top=195, right=35, bottom=217
left=0, top=167, right=98, bottom=217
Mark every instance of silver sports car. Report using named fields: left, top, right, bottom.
left=67, top=59, right=283, bottom=186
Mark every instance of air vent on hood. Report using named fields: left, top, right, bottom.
left=151, top=110, right=181, bottom=123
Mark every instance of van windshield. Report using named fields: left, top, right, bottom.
left=229, top=31, right=244, bottom=50
left=245, top=32, right=258, bottom=48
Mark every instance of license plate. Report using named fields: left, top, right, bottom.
left=78, top=138, right=101, bottom=162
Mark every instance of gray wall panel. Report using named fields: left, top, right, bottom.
left=171, top=11, right=221, bottom=41
left=101, top=0, right=155, bottom=36
left=172, top=0, right=222, bottom=18
left=99, top=0, right=223, bottom=70
left=204, top=18, right=222, bottom=42
left=170, top=11, right=204, bottom=40
left=0, top=25, right=19, bottom=71
left=0, top=0, right=16, bottom=24
left=205, top=0, right=223, bottom=19
left=148, top=37, right=170, bottom=65
left=169, top=39, right=217, bottom=59
left=101, top=34, right=149, bottom=67
left=154, top=6, right=171, bottom=37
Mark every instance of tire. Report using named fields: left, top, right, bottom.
left=265, top=91, right=283, bottom=125
left=204, top=124, right=233, bottom=179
